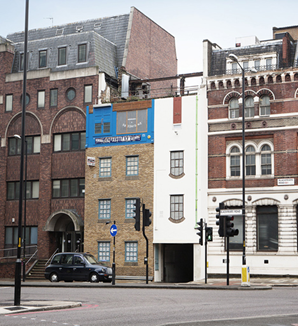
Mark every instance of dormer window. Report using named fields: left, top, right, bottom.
left=78, top=44, right=87, bottom=63
left=58, top=47, right=66, bottom=66
left=39, top=50, right=47, bottom=68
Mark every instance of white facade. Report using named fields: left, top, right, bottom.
left=153, top=91, right=208, bottom=282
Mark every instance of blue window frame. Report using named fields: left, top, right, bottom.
left=126, top=156, right=139, bottom=176
left=99, top=158, right=112, bottom=177
left=125, top=242, right=138, bottom=262
left=125, top=198, right=137, bottom=219
left=98, top=241, right=110, bottom=262
left=98, top=199, right=111, bottom=219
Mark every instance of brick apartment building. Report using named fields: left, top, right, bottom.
left=204, top=26, right=298, bottom=276
left=85, top=100, right=154, bottom=277
left=0, top=7, right=177, bottom=277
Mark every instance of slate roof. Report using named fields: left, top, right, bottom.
left=7, top=13, right=130, bottom=76
left=210, top=39, right=297, bottom=76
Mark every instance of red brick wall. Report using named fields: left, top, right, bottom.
left=125, top=8, right=177, bottom=93
left=208, top=79, right=298, bottom=189
left=0, top=65, right=97, bottom=259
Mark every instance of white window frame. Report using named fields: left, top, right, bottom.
left=38, top=90, right=45, bottom=108
left=226, top=141, right=274, bottom=180
left=5, top=94, right=13, bottom=112
left=125, top=242, right=138, bottom=262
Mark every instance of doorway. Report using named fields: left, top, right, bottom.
left=163, top=244, right=193, bottom=283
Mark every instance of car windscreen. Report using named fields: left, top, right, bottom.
left=84, top=254, right=99, bottom=265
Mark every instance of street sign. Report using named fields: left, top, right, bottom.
left=220, top=209, right=242, bottom=216
left=110, top=224, right=118, bottom=237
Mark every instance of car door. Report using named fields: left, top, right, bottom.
left=59, top=254, right=74, bottom=280
left=72, top=255, right=87, bottom=281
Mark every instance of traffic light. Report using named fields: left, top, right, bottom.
left=216, top=202, right=225, bottom=237
left=143, top=208, right=152, bottom=227
left=133, top=198, right=140, bottom=231
left=225, top=216, right=239, bottom=237
left=206, top=227, right=213, bottom=242
left=196, top=218, right=203, bottom=245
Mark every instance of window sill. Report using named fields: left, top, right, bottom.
left=168, top=217, right=185, bottom=223
left=124, top=262, right=138, bottom=266
left=125, top=219, right=134, bottom=223
left=97, top=219, right=111, bottom=224
left=125, top=175, right=139, bottom=181
left=169, top=173, right=185, bottom=179
left=98, top=177, right=112, bottom=182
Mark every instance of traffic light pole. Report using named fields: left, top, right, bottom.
left=226, top=235, right=230, bottom=286
left=204, top=223, right=207, bottom=284
left=142, top=203, right=149, bottom=284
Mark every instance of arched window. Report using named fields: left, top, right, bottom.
left=260, top=95, right=270, bottom=116
left=230, top=146, right=240, bottom=176
left=246, top=145, right=256, bottom=175
left=261, top=144, right=272, bottom=175
left=229, top=98, right=239, bottom=119
left=245, top=97, right=254, bottom=117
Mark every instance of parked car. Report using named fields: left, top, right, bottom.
left=45, top=252, right=112, bottom=283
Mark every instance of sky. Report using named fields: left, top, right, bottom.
left=1, top=0, right=298, bottom=87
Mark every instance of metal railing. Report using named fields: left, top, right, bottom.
left=45, top=248, right=59, bottom=266
left=0, top=245, right=37, bottom=260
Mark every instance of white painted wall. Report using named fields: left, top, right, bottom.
left=208, top=187, right=298, bottom=276
left=153, top=89, right=208, bottom=281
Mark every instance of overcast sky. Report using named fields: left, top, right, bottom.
left=1, top=0, right=298, bottom=86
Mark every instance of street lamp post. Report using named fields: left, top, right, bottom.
left=229, top=54, right=246, bottom=267
left=14, top=0, right=29, bottom=306
left=14, top=135, right=27, bottom=282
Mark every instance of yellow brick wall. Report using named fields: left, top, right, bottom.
left=84, top=143, right=154, bottom=277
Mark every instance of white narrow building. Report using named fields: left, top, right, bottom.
left=153, top=90, right=208, bottom=282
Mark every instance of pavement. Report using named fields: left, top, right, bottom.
left=1, top=276, right=298, bottom=315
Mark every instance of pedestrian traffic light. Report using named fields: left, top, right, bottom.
left=216, top=202, right=225, bottom=237
left=206, top=227, right=213, bottom=242
left=133, top=198, right=140, bottom=231
left=196, top=218, right=203, bottom=245
left=143, top=208, right=152, bottom=227
left=225, top=216, right=239, bottom=237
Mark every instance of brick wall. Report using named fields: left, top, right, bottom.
left=125, top=8, right=177, bottom=94
left=84, top=143, right=154, bottom=277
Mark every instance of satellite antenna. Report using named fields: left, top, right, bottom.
left=45, top=17, right=53, bottom=27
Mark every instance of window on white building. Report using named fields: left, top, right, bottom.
left=170, top=151, right=184, bottom=177
left=257, top=205, right=278, bottom=251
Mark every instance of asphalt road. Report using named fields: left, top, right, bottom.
left=1, top=286, right=298, bottom=326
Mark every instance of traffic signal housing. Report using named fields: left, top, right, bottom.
left=196, top=218, right=203, bottom=245
left=133, top=198, right=140, bottom=231
left=216, top=202, right=225, bottom=237
left=225, top=216, right=239, bottom=237
left=206, top=227, right=213, bottom=242
left=143, top=208, right=152, bottom=227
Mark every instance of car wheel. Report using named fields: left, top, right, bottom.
left=50, top=272, right=59, bottom=282
left=90, top=273, right=99, bottom=283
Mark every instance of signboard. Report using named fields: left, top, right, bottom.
left=277, top=178, right=295, bottom=186
left=110, top=224, right=118, bottom=237
left=87, top=157, right=95, bottom=166
left=220, top=209, right=242, bottom=216
left=95, top=135, right=141, bottom=144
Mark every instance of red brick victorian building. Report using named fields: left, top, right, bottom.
left=0, top=7, right=177, bottom=276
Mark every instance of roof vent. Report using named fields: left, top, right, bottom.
left=76, top=26, right=83, bottom=33
left=56, top=28, right=64, bottom=36
left=94, top=23, right=101, bottom=28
